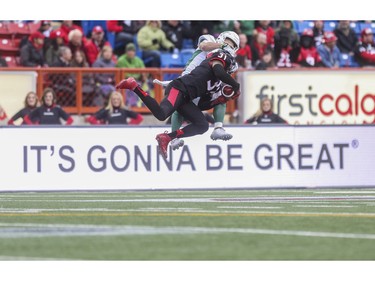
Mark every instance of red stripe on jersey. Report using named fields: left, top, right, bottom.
left=176, top=129, right=184, bottom=137
left=167, top=87, right=179, bottom=106
left=209, top=57, right=226, bottom=69
left=136, top=87, right=149, bottom=97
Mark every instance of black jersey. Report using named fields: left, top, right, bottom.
left=9, top=107, right=36, bottom=124
left=28, top=104, right=71, bottom=125
left=246, top=113, right=287, bottom=124
left=94, top=107, right=139, bottom=124
left=177, top=49, right=236, bottom=100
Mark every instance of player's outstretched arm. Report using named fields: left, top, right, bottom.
left=212, top=61, right=240, bottom=91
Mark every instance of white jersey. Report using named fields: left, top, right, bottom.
left=153, top=34, right=221, bottom=104
left=181, top=34, right=216, bottom=76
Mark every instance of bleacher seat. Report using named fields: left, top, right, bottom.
left=160, top=53, right=184, bottom=68
left=182, top=38, right=194, bottom=49
left=7, top=22, right=31, bottom=37
left=81, top=20, right=107, bottom=37
left=0, top=38, right=19, bottom=56
left=180, top=48, right=195, bottom=65
left=324, top=21, right=338, bottom=32
left=106, top=31, right=116, bottom=48
left=2, top=56, right=20, bottom=67
left=296, top=21, right=314, bottom=34
left=349, top=22, right=362, bottom=35
left=359, top=22, right=375, bottom=34
left=28, top=22, right=41, bottom=34
left=0, top=22, right=11, bottom=38
left=339, top=53, right=359, bottom=67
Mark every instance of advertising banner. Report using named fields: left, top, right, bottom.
left=238, top=71, right=375, bottom=125
left=0, top=126, right=374, bottom=191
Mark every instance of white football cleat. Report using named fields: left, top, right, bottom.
left=153, top=79, right=172, bottom=88
left=170, top=138, right=184, bottom=150
left=210, top=127, right=233, bottom=141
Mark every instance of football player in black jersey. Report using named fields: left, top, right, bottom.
left=116, top=33, right=240, bottom=159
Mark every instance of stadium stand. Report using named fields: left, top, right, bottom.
left=7, top=22, right=31, bottom=37
left=182, top=38, right=194, bottom=49
left=0, top=20, right=371, bottom=70
left=1, top=55, right=20, bottom=67
left=0, top=22, right=11, bottom=38
left=28, top=22, right=41, bottom=34
left=180, top=48, right=195, bottom=65
left=160, top=52, right=185, bottom=68
left=323, top=21, right=338, bottom=32
left=295, top=21, right=314, bottom=34
left=0, top=38, right=20, bottom=56
left=349, top=21, right=362, bottom=35
left=81, top=20, right=107, bottom=37
left=339, top=53, right=359, bottom=67
left=359, top=22, right=375, bottom=34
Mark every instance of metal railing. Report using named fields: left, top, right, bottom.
left=0, top=67, right=238, bottom=115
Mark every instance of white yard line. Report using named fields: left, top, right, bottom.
left=294, top=205, right=357, bottom=208
left=0, top=255, right=71, bottom=260
left=0, top=223, right=374, bottom=240
left=0, top=195, right=374, bottom=203
left=217, top=206, right=282, bottom=209
left=0, top=207, right=201, bottom=213
left=315, top=191, right=375, bottom=194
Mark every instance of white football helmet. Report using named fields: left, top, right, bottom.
left=197, top=34, right=216, bottom=46
left=216, top=31, right=240, bottom=54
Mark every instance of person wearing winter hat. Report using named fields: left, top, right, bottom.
left=45, top=29, right=67, bottom=66
left=317, top=31, right=341, bottom=68
left=116, top=42, right=146, bottom=81
left=85, top=25, right=112, bottom=66
left=354, top=28, right=375, bottom=67
left=20, top=31, right=46, bottom=67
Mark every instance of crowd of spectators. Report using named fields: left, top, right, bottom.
left=1, top=20, right=375, bottom=69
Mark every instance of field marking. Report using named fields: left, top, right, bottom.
left=217, top=206, right=282, bottom=209
left=0, top=223, right=374, bottom=240
left=0, top=195, right=374, bottom=203
left=0, top=211, right=375, bottom=218
left=0, top=255, right=71, bottom=260
left=315, top=191, right=375, bottom=194
left=0, top=207, right=200, bottom=213
left=294, top=205, right=357, bottom=208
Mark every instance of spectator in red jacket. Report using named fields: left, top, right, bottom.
left=58, top=20, right=84, bottom=44
left=255, top=20, right=275, bottom=47
left=250, top=31, right=272, bottom=65
left=67, top=29, right=88, bottom=64
left=236, top=33, right=252, bottom=69
left=85, top=25, right=112, bottom=66
left=293, top=29, right=324, bottom=68
left=354, top=28, right=375, bottom=67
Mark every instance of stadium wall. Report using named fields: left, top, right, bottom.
left=0, top=125, right=374, bottom=191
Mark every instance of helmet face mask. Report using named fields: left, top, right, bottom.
left=216, top=31, right=240, bottom=55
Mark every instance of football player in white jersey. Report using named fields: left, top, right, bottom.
left=153, top=31, right=239, bottom=150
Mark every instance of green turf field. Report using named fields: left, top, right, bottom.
left=0, top=188, right=374, bottom=260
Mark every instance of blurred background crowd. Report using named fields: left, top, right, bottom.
left=1, top=20, right=375, bottom=69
